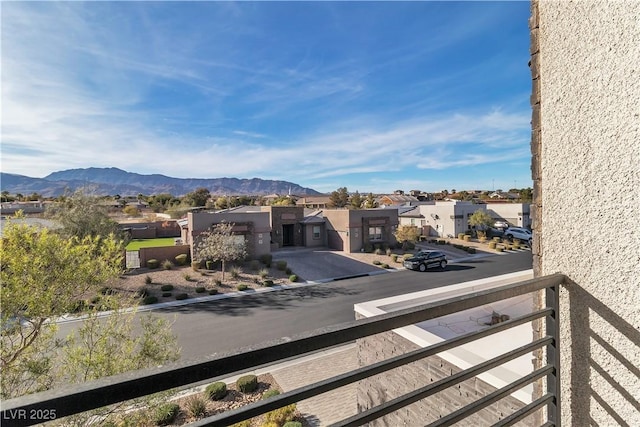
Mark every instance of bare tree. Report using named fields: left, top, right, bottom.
left=194, top=221, right=247, bottom=281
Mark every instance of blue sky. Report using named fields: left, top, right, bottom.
left=2, top=1, right=533, bottom=194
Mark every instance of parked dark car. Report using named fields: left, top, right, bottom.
left=403, top=250, right=447, bottom=272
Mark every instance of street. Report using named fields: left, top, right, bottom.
left=56, top=251, right=532, bottom=361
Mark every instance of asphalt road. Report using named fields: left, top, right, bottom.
left=55, top=251, right=532, bottom=361
left=127, top=251, right=532, bottom=360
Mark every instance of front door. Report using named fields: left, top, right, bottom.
left=282, top=224, right=295, bottom=246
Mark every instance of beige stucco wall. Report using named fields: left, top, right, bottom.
left=537, top=1, right=640, bottom=425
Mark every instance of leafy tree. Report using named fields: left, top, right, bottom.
left=363, top=193, right=378, bottom=209
left=468, top=210, right=495, bottom=237
left=329, top=187, right=349, bottom=208
left=271, top=196, right=296, bottom=206
left=194, top=221, right=247, bottom=281
left=123, top=205, right=141, bottom=217
left=350, top=191, right=363, bottom=209
left=1, top=191, right=15, bottom=202
left=0, top=218, right=180, bottom=400
left=394, top=225, right=421, bottom=250
left=147, top=193, right=176, bottom=213
left=519, top=187, right=533, bottom=202
left=212, top=196, right=229, bottom=210
left=45, top=188, right=122, bottom=241
left=183, top=187, right=211, bottom=207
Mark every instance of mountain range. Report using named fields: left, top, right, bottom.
left=0, top=168, right=322, bottom=197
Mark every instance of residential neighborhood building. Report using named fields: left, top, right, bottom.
left=181, top=205, right=399, bottom=259
left=485, top=202, right=532, bottom=229
left=295, top=196, right=332, bottom=209
left=398, top=201, right=487, bottom=237
left=376, top=193, right=420, bottom=207
left=322, top=208, right=399, bottom=252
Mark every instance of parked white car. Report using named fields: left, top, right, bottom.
left=503, top=227, right=532, bottom=244
left=494, top=220, right=509, bottom=229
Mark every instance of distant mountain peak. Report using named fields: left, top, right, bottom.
left=2, top=167, right=322, bottom=197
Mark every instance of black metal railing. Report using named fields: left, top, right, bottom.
left=1, top=273, right=566, bottom=427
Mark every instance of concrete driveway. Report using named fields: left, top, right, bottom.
left=272, top=247, right=383, bottom=282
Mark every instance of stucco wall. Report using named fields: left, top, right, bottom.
left=536, top=1, right=640, bottom=425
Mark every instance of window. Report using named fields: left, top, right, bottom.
left=410, top=218, right=415, bottom=225
left=368, top=226, right=383, bottom=241
left=312, top=225, right=321, bottom=239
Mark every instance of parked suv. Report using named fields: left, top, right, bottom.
left=403, top=250, right=447, bottom=272
left=503, top=227, right=533, bottom=244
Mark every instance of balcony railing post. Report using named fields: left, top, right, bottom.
left=546, top=282, right=561, bottom=425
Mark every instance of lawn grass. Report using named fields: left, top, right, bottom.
left=125, top=238, right=177, bottom=251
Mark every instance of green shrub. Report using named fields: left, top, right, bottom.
left=137, top=288, right=150, bottom=298
left=147, top=259, right=159, bottom=269
left=259, top=268, right=269, bottom=279
left=90, top=296, right=101, bottom=305
left=236, top=375, right=258, bottom=393
left=381, top=263, right=390, bottom=269
left=374, top=248, right=382, bottom=255
left=373, top=260, right=381, bottom=265
left=71, top=300, right=87, bottom=313
left=237, top=284, right=249, bottom=291
left=275, top=260, right=287, bottom=271
left=175, top=293, right=189, bottom=300
left=162, top=260, right=173, bottom=270
left=386, top=248, right=392, bottom=256
left=493, top=237, right=502, bottom=242
left=488, top=241, right=497, bottom=249
left=99, top=286, right=115, bottom=295
left=260, top=254, right=273, bottom=265
left=249, top=260, right=261, bottom=271
left=195, top=286, right=206, bottom=293
left=402, top=253, right=413, bottom=260
left=162, top=292, right=172, bottom=297
left=175, top=254, right=188, bottom=266
left=142, top=296, right=158, bottom=305
left=208, top=289, right=218, bottom=295
left=263, top=279, right=275, bottom=287
left=289, top=275, right=298, bottom=282
left=458, top=233, right=466, bottom=240
left=145, top=275, right=153, bottom=285
left=205, top=381, right=228, bottom=400
left=206, top=260, right=214, bottom=270
left=418, top=235, right=427, bottom=241
left=185, top=395, right=207, bottom=418
left=153, top=403, right=180, bottom=426
left=496, top=247, right=504, bottom=252
left=283, top=422, right=303, bottom=427
left=214, top=279, right=222, bottom=286
left=391, top=254, right=398, bottom=262
left=466, top=247, right=476, bottom=254
left=230, top=266, right=243, bottom=279
left=285, top=267, right=292, bottom=275
left=183, top=273, right=192, bottom=281
left=262, top=389, right=281, bottom=399
left=161, top=284, right=174, bottom=291
left=192, top=261, right=201, bottom=271
left=264, top=404, right=297, bottom=425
